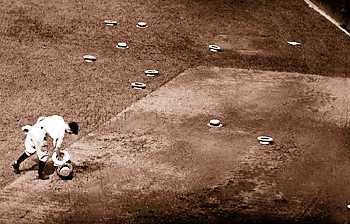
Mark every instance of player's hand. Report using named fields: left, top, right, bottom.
left=56, top=149, right=63, bottom=160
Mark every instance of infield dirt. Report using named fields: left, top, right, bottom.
left=0, top=0, right=350, bottom=223
left=2, top=67, right=350, bottom=223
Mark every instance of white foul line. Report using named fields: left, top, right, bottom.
left=304, top=0, right=350, bottom=37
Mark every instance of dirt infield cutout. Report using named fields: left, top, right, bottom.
left=1, top=67, right=350, bottom=223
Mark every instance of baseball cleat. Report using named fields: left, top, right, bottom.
left=12, top=161, right=20, bottom=174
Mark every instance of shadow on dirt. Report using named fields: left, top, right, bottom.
left=20, top=163, right=38, bottom=173
left=48, top=187, right=332, bottom=224
left=20, top=160, right=56, bottom=175
left=124, top=214, right=330, bottom=224
left=73, top=161, right=104, bottom=174
left=60, top=215, right=329, bottom=224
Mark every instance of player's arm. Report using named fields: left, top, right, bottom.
left=53, top=135, right=64, bottom=159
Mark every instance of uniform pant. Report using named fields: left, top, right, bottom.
left=24, top=137, right=49, bottom=162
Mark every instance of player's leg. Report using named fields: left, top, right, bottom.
left=12, top=152, right=31, bottom=174
left=12, top=140, right=35, bottom=174
left=37, top=160, right=49, bottom=180
left=36, top=140, right=49, bottom=180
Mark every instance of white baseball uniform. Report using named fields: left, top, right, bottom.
left=24, top=115, right=69, bottom=162
left=24, top=122, right=49, bottom=162
left=37, top=115, right=69, bottom=150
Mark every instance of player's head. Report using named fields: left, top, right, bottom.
left=67, top=122, right=79, bottom=135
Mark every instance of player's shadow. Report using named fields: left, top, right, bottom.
left=20, top=160, right=56, bottom=175
left=20, top=163, right=38, bottom=172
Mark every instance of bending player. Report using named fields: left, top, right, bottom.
left=12, top=115, right=79, bottom=180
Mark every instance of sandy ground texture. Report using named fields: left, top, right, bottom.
left=0, top=0, right=350, bottom=223
left=1, top=67, right=350, bottom=223
left=1, top=0, right=350, bottom=188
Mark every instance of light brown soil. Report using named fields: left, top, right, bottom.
left=1, top=0, right=350, bottom=223
left=1, top=67, right=350, bottom=224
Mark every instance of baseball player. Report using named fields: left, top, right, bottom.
left=12, top=115, right=79, bottom=180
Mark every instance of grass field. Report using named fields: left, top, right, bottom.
left=0, top=0, right=350, bottom=223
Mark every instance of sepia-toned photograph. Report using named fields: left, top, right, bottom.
left=0, top=0, right=350, bottom=223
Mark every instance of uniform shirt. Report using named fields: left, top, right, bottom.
left=36, top=115, right=69, bottom=149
